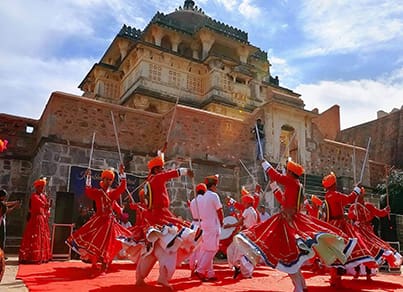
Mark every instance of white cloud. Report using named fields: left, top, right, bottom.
left=298, top=0, right=403, bottom=56
left=238, top=0, right=261, bottom=19
left=0, top=53, right=94, bottom=119
left=216, top=0, right=238, bottom=11
left=296, top=74, right=403, bottom=129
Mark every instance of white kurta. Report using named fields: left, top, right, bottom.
left=195, top=189, right=222, bottom=278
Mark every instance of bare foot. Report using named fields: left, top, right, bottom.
left=135, top=279, right=148, bottom=287
left=157, top=281, right=173, bottom=291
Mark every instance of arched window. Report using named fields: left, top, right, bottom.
left=178, top=42, right=192, bottom=58
left=279, top=125, right=298, bottom=163
left=161, top=36, right=172, bottom=50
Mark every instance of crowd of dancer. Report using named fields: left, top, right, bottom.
left=8, top=150, right=402, bottom=291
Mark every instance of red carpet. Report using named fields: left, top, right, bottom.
left=16, top=261, right=403, bottom=292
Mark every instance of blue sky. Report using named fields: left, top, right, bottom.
left=0, top=0, right=402, bottom=129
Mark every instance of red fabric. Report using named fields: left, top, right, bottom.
left=15, top=260, right=403, bottom=292
left=253, top=192, right=260, bottom=211
left=348, top=202, right=398, bottom=266
left=306, top=203, right=319, bottom=218
left=241, top=211, right=349, bottom=270
left=147, top=169, right=180, bottom=209
left=348, top=202, right=388, bottom=222
left=67, top=180, right=131, bottom=264
left=19, top=192, right=51, bottom=264
left=130, top=170, right=189, bottom=241
left=325, top=188, right=357, bottom=219
left=240, top=169, right=351, bottom=272
left=267, top=168, right=301, bottom=209
left=325, top=189, right=376, bottom=268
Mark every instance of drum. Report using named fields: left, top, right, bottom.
left=220, top=216, right=238, bottom=240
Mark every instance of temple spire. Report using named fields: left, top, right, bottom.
left=183, top=0, right=195, bottom=10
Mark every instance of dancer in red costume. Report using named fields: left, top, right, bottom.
left=321, top=172, right=377, bottom=286
left=141, top=156, right=193, bottom=228
left=234, top=160, right=356, bottom=292
left=19, top=178, right=52, bottom=264
left=133, top=156, right=195, bottom=289
left=66, top=164, right=131, bottom=274
left=348, top=187, right=402, bottom=277
left=304, top=195, right=322, bottom=218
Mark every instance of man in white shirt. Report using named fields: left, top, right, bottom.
left=188, top=183, right=206, bottom=276
left=258, top=205, right=271, bottom=222
left=194, top=175, right=223, bottom=282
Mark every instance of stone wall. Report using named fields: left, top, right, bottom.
left=312, top=105, right=340, bottom=140
left=309, top=138, right=370, bottom=187
left=1, top=92, right=261, bottom=226
left=338, top=108, right=403, bottom=170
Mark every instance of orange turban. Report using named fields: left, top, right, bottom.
left=287, top=161, right=304, bottom=176
left=241, top=195, right=254, bottom=204
left=101, top=169, right=115, bottom=180
left=311, top=195, right=322, bottom=207
left=322, top=172, right=336, bottom=188
left=33, top=178, right=47, bottom=189
left=196, top=183, right=207, bottom=193
left=147, top=156, right=164, bottom=170
left=204, top=175, right=219, bottom=185
left=241, top=186, right=250, bottom=196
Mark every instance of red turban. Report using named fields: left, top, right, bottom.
left=311, top=195, right=322, bottom=207
left=147, top=156, right=164, bottom=170
left=101, top=169, right=115, bottom=180
left=33, top=178, right=47, bottom=189
left=204, top=175, right=219, bottom=185
left=241, top=186, right=250, bottom=196
left=196, top=183, right=207, bottom=193
left=322, top=172, right=336, bottom=188
left=287, top=161, right=304, bottom=176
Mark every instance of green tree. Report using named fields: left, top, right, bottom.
left=376, top=169, right=403, bottom=214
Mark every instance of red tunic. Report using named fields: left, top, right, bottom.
left=67, top=179, right=131, bottom=264
left=236, top=168, right=354, bottom=274
left=130, top=169, right=188, bottom=241
left=19, top=192, right=51, bottom=264
left=348, top=201, right=401, bottom=267
left=325, top=189, right=377, bottom=268
left=143, top=169, right=187, bottom=227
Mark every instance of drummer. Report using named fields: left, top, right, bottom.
left=225, top=195, right=258, bottom=279
left=223, top=195, right=258, bottom=230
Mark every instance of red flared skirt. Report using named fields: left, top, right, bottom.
left=67, top=213, right=131, bottom=263
left=237, top=211, right=355, bottom=274
left=19, top=214, right=51, bottom=264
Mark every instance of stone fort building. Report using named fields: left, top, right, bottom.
left=1, top=0, right=402, bottom=252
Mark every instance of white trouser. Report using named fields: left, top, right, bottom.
left=136, top=241, right=177, bottom=286
left=195, top=227, right=219, bottom=278
left=289, top=270, right=306, bottom=292
left=227, top=242, right=254, bottom=278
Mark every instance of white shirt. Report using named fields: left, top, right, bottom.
left=242, top=206, right=258, bottom=228
left=198, top=190, right=222, bottom=230
left=190, top=194, right=203, bottom=220
left=259, top=211, right=271, bottom=222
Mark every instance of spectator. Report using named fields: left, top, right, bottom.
left=257, top=205, right=270, bottom=222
